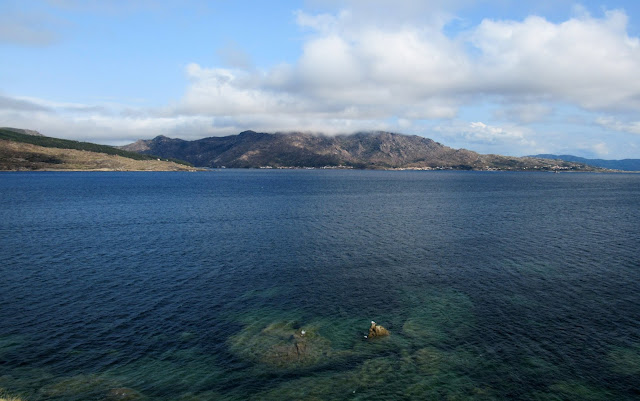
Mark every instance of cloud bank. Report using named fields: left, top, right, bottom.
left=179, top=7, right=640, bottom=119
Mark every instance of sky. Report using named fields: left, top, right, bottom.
left=2, top=0, right=640, bottom=159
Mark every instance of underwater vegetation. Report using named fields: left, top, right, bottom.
left=228, top=319, right=335, bottom=369
left=608, top=345, right=640, bottom=376
left=0, top=389, right=24, bottom=401
left=1, top=284, right=639, bottom=400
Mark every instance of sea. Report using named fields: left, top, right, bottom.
left=0, top=170, right=639, bottom=400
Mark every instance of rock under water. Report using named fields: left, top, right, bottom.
left=106, top=387, right=144, bottom=400
left=229, top=320, right=334, bottom=368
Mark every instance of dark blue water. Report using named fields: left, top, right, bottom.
left=1, top=170, right=639, bottom=400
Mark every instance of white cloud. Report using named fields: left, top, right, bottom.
left=0, top=93, right=213, bottom=144
left=297, top=34, right=363, bottom=90
left=180, top=64, right=309, bottom=116
left=435, top=121, right=537, bottom=148
left=596, top=116, right=640, bottom=135
left=4, top=1, right=640, bottom=158
left=175, top=16, right=470, bottom=121
left=470, top=10, right=640, bottom=110
left=591, top=142, right=610, bottom=156
left=173, top=4, right=640, bottom=133
left=1, top=107, right=186, bottom=145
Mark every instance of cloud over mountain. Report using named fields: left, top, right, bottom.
left=179, top=6, right=640, bottom=121
left=2, top=0, right=640, bottom=157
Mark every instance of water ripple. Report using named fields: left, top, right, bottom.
left=0, top=171, right=639, bottom=400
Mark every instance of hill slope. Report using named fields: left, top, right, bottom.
left=531, top=154, right=640, bottom=172
left=122, top=130, right=602, bottom=171
left=0, top=127, right=43, bottom=137
left=0, top=127, right=192, bottom=164
left=0, top=128, right=197, bottom=171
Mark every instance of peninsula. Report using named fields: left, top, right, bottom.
left=0, top=128, right=198, bottom=171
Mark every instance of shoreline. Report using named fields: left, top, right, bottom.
left=1, top=167, right=633, bottom=173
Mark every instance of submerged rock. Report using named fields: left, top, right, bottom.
left=39, top=375, right=117, bottom=399
left=368, top=321, right=390, bottom=338
left=106, top=387, right=144, bottom=400
left=401, top=289, right=474, bottom=342
left=228, top=320, right=333, bottom=368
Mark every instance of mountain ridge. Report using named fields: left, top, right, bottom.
left=530, top=154, right=640, bottom=172
left=122, top=130, right=605, bottom=171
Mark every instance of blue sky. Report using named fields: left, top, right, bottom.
left=2, top=0, right=640, bottom=159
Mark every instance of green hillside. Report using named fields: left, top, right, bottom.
left=0, top=128, right=192, bottom=166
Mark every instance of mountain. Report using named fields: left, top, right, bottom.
left=122, top=130, right=603, bottom=171
left=0, top=127, right=197, bottom=171
left=531, top=154, right=640, bottom=172
left=0, top=127, right=43, bottom=136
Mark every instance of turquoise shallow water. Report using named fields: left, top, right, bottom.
left=0, top=170, right=639, bottom=400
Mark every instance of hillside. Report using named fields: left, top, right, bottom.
left=531, top=154, right=640, bottom=172
left=0, top=127, right=43, bottom=137
left=0, top=128, right=198, bottom=171
left=122, top=130, right=603, bottom=171
left=0, top=127, right=191, bottom=164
